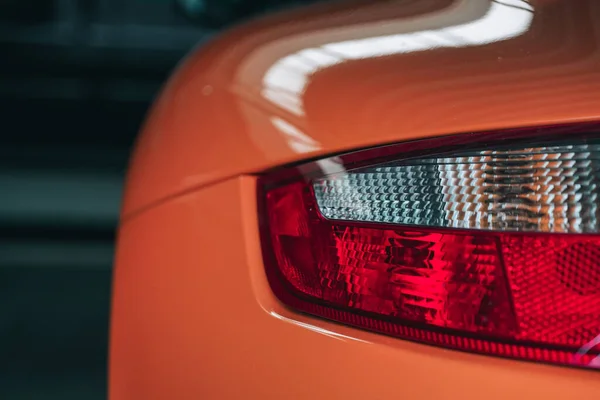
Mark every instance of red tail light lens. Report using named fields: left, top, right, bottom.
left=259, top=128, right=600, bottom=369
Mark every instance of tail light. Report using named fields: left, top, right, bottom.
left=259, top=125, right=600, bottom=369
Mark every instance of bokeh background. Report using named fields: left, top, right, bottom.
left=0, top=0, right=324, bottom=398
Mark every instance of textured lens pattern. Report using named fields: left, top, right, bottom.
left=503, top=236, right=600, bottom=348
left=267, top=183, right=516, bottom=336
left=313, top=143, right=600, bottom=232
left=264, top=181, right=600, bottom=368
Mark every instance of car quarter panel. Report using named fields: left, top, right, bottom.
left=109, top=176, right=600, bottom=399
left=122, top=0, right=600, bottom=217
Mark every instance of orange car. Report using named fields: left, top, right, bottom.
left=109, top=0, right=600, bottom=398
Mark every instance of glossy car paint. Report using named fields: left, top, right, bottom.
left=122, top=0, right=600, bottom=217
left=111, top=0, right=600, bottom=398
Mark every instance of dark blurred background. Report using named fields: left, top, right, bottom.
left=0, top=0, right=323, bottom=398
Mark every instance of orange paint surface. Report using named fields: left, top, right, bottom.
left=122, top=0, right=600, bottom=216
left=111, top=0, right=600, bottom=398
left=110, top=177, right=600, bottom=399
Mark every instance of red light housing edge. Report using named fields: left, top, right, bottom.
left=258, top=125, right=600, bottom=369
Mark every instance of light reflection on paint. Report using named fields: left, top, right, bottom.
left=263, top=0, right=534, bottom=116
left=270, top=311, right=371, bottom=343
left=574, top=333, right=600, bottom=368
left=270, top=116, right=320, bottom=153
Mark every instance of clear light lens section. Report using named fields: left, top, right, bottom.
left=313, top=143, right=600, bottom=232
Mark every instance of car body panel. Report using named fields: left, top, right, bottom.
left=123, top=0, right=600, bottom=217
left=111, top=0, right=600, bottom=398
left=110, top=176, right=600, bottom=399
